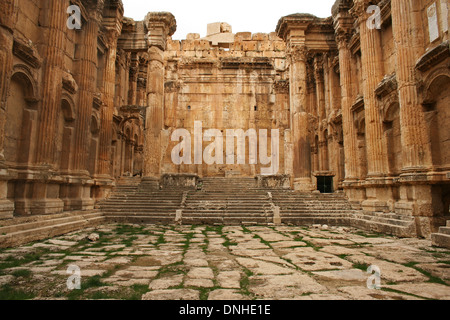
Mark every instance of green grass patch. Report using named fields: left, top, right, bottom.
left=126, top=284, right=149, bottom=300
left=11, top=269, right=32, bottom=278
left=352, top=262, right=371, bottom=271
left=67, top=275, right=110, bottom=300
left=122, top=236, right=138, bottom=248
left=0, top=285, right=35, bottom=300
left=239, top=268, right=254, bottom=297
left=0, top=248, right=51, bottom=270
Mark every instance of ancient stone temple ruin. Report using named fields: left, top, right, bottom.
left=0, top=0, right=449, bottom=248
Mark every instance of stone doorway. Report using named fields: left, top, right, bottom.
left=317, top=176, right=333, bottom=194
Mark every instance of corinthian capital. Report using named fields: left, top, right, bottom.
left=289, top=46, right=308, bottom=63
left=349, top=0, right=372, bottom=24
left=145, top=12, right=177, bottom=50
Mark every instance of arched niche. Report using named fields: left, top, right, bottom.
left=422, top=70, right=450, bottom=168
left=383, top=102, right=402, bottom=175
left=5, top=69, right=38, bottom=164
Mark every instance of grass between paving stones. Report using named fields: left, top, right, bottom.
left=239, top=268, right=255, bottom=298
left=380, top=287, right=431, bottom=300
left=402, top=261, right=448, bottom=286
left=0, top=247, right=53, bottom=271
left=0, top=284, right=36, bottom=300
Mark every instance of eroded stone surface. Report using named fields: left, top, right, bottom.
left=0, top=223, right=448, bottom=300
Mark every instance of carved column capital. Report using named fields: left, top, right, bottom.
left=350, top=0, right=372, bottom=25
left=289, top=46, right=309, bottom=63
left=145, top=12, right=177, bottom=50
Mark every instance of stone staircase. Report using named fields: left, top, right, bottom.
left=98, top=177, right=186, bottom=224
left=98, top=177, right=418, bottom=238
left=270, top=190, right=355, bottom=226
left=182, top=177, right=273, bottom=225
left=432, top=220, right=450, bottom=249
left=0, top=210, right=105, bottom=248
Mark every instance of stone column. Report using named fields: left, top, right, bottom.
left=128, top=53, right=139, bottom=105
left=0, top=0, right=17, bottom=219
left=336, top=33, right=358, bottom=182
left=352, top=0, right=387, bottom=178
left=142, top=12, right=176, bottom=179
left=314, top=55, right=328, bottom=172
left=69, top=5, right=102, bottom=210
left=97, top=28, right=121, bottom=180
left=290, top=46, right=314, bottom=191
left=34, top=0, right=67, bottom=166
left=391, top=0, right=434, bottom=237
left=391, top=0, right=432, bottom=171
left=21, top=0, right=68, bottom=215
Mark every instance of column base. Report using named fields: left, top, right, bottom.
left=14, top=198, right=64, bottom=215
left=293, top=178, right=315, bottom=192
left=0, top=199, right=14, bottom=219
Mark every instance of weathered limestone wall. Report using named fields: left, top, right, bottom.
left=160, top=32, right=289, bottom=178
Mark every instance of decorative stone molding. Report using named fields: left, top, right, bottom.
left=13, top=39, right=41, bottom=69
left=145, top=12, right=177, bottom=50
left=375, top=73, right=398, bottom=99
left=62, top=71, right=78, bottom=94
left=415, top=41, right=450, bottom=72
left=274, top=80, right=289, bottom=94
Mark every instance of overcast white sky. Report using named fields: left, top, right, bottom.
left=122, top=0, right=336, bottom=40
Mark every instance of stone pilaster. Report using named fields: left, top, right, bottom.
left=352, top=0, right=387, bottom=178
left=142, top=12, right=176, bottom=179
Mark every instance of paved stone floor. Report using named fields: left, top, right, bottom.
left=0, top=223, right=449, bottom=300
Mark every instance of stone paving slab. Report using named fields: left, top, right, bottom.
left=0, top=223, right=448, bottom=300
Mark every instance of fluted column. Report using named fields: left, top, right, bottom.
left=314, top=55, right=328, bottom=172
left=142, top=12, right=176, bottom=179
left=97, top=29, right=120, bottom=177
left=128, top=53, right=139, bottom=105
left=352, top=0, right=387, bottom=178
left=290, top=46, right=314, bottom=191
left=72, top=13, right=99, bottom=175
left=391, top=0, right=431, bottom=171
left=35, top=0, right=67, bottom=166
left=336, top=33, right=359, bottom=182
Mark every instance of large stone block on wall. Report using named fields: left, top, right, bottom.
left=160, top=174, right=199, bottom=189
left=256, top=175, right=291, bottom=189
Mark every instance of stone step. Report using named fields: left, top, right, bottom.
left=438, top=226, right=450, bottom=235
left=0, top=211, right=102, bottom=235
left=431, top=233, right=450, bottom=249
left=0, top=212, right=105, bottom=248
